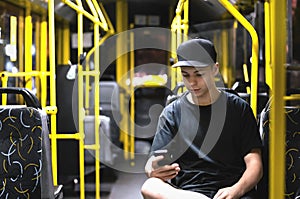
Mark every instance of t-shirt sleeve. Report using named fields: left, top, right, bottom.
left=150, top=104, right=178, bottom=155
left=239, top=105, right=263, bottom=157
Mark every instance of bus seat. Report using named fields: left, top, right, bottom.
left=0, top=88, right=63, bottom=199
left=258, top=103, right=300, bottom=199
left=56, top=65, right=78, bottom=133
left=84, top=115, right=114, bottom=166
left=232, top=81, right=270, bottom=114
left=99, top=81, right=121, bottom=121
left=89, top=81, right=121, bottom=147
left=133, top=86, right=173, bottom=141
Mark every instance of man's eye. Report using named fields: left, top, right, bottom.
left=196, top=73, right=203, bottom=77
left=182, top=74, right=189, bottom=77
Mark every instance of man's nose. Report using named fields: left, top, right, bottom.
left=188, top=77, right=197, bottom=85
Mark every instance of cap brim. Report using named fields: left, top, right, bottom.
left=172, top=60, right=212, bottom=68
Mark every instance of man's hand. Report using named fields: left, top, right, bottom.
left=145, top=155, right=180, bottom=181
left=212, top=186, right=242, bottom=199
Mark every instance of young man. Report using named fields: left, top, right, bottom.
left=141, top=38, right=263, bottom=199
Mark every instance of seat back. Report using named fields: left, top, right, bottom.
left=0, top=88, right=56, bottom=199
left=133, top=86, right=172, bottom=140
left=89, top=81, right=121, bottom=120
left=89, top=81, right=121, bottom=147
left=259, top=105, right=300, bottom=199
left=99, top=81, right=120, bottom=113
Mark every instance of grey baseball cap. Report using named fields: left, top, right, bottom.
left=172, top=38, right=217, bottom=68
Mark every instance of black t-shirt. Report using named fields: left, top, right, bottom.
left=150, top=91, right=262, bottom=198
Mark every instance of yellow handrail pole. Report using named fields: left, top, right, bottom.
left=18, top=14, right=24, bottom=87
left=62, top=22, right=71, bottom=65
left=86, top=0, right=101, bottom=197
left=48, top=0, right=58, bottom=186
left=56, top=22, right=71, bottom=65
left=84, top=0, right=97, bottom=114
left=9, top=15, right=17, bottom=88
left=116, top=0, right=129, bottom=159
left=93, top=32, right=101, bottom=198
left=98, top=3, right=116, bottom=34
left=264, top=1, right=272, bottom=89
left=74, top=0, right=86, bottom=198
left=242, top=64, right=251, bottom=94
left=24, top=7, right=33, bottom=90
left=170, top=17, right=177, bottom=89
left=91, top=0, right=108, bottom=32
left=269, top=0, right=286, bottom=198
left=175, top=7, right=182, bottom=87
left=40, top=15, right=48, bottom=108
left=0, top=73, right=8, bottom=104
left=63, top=0, right=106, bottom=28
left=284, top=95, right=300, bottom=101
left=170, top=27, right=177, bottom=89
left=0, top=71, right=49, bottom=77
left=129, top=29, right=135, bottom=161
left=176, top=7, right=181, bottom=55
left=221, top=30, right=229, bottom=86
left=57, top=26, right=63, bottom=65
left=182, top=0, right=189, bottom=41
left=219, top=0, right=259, bottom=118
left=35, top=17, right=41, bottom=100
left=170, top=0, right=188, bottom=90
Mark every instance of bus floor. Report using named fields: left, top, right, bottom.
left=63, top=141, right=150, bottom=199
left=63, top=169, right=147, bottom=199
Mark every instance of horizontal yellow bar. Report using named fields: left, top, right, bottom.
left=84, top=144, right=100, bottom=150
left=81, top=71, right=100, bottom=76
left=284, top=95, right=300, bottom=101
left=49, top=133, right=81, bottom=140
left=0, top=71, right=51, bottom=77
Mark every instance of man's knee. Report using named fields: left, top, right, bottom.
left=141, top=178, right=166, bottom=199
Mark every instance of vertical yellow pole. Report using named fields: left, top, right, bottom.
left=269, top=0, right=286, bottom=198
left=116, top=0, right=129, bottom=159
left=221, top=30, right=229, bottom=85
left=40, top=15, right=48, bottom=108
left=183, top=0, right=189, bottom=40
left=94, top=25, right=101, bottom=199
left=88, top=0, right=101, bottom=197
left=48, top=0, right=58, bottom=186
left=62, top=22, right=71, bottom=65
left=1, top=75, right=8, bottom=104
left=10, top=16, right=17, bottom=62
left=18, top=14, right=24, bottom=77
left=129, top=29, right=135, bottom=161
left=10, top=16, right=18, bottom=91
left=75, top=1, right=85, bottom=198
left=264, top=1, right=272, bottom=89
left=170, top=28, right=177, bottom=90
left=170, top=0, right=188, bottom=90
left=25, top=8, right=32, bottom=90
left=57, top=26, right=63, bottom=65
left=35, top=18, right=41, bottom=100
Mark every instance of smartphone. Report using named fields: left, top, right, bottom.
left=153, top=149, right=173, bottom=166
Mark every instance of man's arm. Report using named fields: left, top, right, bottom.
left=213, top=148, right=263, bottom=199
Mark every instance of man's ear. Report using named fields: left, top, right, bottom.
left=213, top=63, right=219, bottom=76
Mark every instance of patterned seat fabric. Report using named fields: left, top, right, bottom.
left=0, top=107, right=42, bottom=198
left=260, top=106, right=300, bottom=199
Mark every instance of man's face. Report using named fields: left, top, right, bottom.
left=180, top=66, right=216, bottom=98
